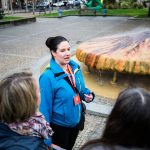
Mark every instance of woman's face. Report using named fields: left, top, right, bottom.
left=52, top=41, right=71, bottom=66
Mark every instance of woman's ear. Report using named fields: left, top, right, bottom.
left=51, top=51, right=56, bottom=58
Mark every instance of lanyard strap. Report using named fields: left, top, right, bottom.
left=66, top=65, right=76, bottom=89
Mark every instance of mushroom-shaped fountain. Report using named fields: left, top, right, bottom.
left=76, top=32, right=150, bottom=83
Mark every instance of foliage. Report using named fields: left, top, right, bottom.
left=120, top=1, right=131, bottom=9
left=103, top=0, right=116, bottom=4
left=132, top=2, right=144, bottom=9
left=104, top=1, right=144, bottom=9
left=109, top=0, right=116, bottom=3
left=106, top=3, right=115, bottom=9
left=105, top=2, right=121, bottom=9
left=113, top=2, right=121, bottom=9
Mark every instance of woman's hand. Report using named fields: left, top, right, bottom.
left=84, top=93, right=93, bottom=102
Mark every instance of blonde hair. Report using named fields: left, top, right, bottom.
left=0, top=72, right=38, bottom=123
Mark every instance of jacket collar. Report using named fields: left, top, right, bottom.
left=50, top=59, right=79, bottom=74
left=50, top=58, right=80, bottom=80
left=50, top=58, right=64, bottom=74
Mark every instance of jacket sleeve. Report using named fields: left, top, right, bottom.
left=6, top=146, right=28, bottom=150
left=78, top=69, right=95, bottom=102
left=39, top=72, right=54, bottom=123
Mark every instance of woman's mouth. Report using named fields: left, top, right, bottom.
left=65, top=57, right=70, bottom=60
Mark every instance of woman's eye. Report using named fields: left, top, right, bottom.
left=60, top=49, right=65, bottom=52
left=60, top=49, right=70, bottom=52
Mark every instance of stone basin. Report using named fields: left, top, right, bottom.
left=76, top=31, right=150, bottom=75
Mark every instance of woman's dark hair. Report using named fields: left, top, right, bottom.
left=81, top=88, right=150, bottom=150
left=45, top=36, right=68, bottom=57
left=100, top=87, right=150, bottom=148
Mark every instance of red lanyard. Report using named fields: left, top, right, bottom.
left=66, top=65, right=76, bottom=89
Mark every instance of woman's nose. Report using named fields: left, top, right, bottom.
left=66, top=50, right=71, bottom=55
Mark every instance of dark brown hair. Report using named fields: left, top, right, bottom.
left=45, top=36, right=68, bottom=58
left=81, top=88, right=150, bottom=149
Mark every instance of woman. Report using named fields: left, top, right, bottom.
left=39, top=36, right=95, bottom=150
left=0, top=72, right=53, bottom=150
left=80, top=88, right=150, bottom=150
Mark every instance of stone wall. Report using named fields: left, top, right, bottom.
left=0, top=16, right=36, bottom=28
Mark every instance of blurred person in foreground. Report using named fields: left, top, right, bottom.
left=80, top=88, right=150, bottom=150
left=0, top=72, right=53, bottom=150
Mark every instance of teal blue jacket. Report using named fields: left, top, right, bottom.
left=39, top=59, right=93, bottom=127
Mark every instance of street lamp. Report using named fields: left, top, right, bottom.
left=49, top=0, right=51, bottom=13
left=143, top=0, right=150, bottom=17
left=146, top=1, right=150, bottom=17
left=25, top=0, right=28, bottom=12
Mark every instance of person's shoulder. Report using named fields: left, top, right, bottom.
left=40, top=67, right=54, bottom=80
left=15, top=136, right=48, bottom=150
left=0, top=131, right=48, bottom=150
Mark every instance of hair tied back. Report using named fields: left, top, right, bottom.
left=45, top=37, right=55, bottom=49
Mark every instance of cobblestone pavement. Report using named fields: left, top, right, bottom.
left=73, top=113, right=107, bottom=149
left=73, top=95, right=114, bottom=149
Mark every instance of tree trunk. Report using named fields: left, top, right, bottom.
left=0, top=0, right=2, bottom=8
left=10, top=0, right=13, bottom=14
left=32, top=0, right=35, bottom=15
left=25, top=0, right=28, bottom=12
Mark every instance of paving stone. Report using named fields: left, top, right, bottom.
left=73, top=113, right=107, bottom=149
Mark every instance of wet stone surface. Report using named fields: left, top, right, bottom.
left=94, top=95, right=115, bottom=106
left=73, top=95, right=114, bottom=149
